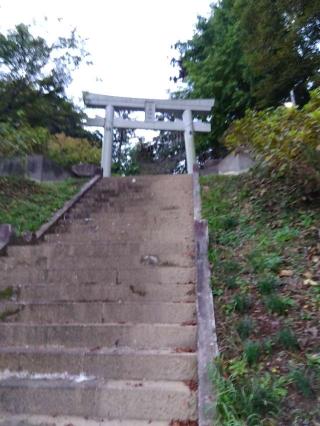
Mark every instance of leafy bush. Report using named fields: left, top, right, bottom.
left=225, top=89, right=320, bottom=194
left=0, top=122, right=49, bottom=156
left=48, top=133, right=101, bottom=167
left=0, top=123, right=101, bottom=170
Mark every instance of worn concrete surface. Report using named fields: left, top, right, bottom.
left=0, top=175, right=198, bottom=423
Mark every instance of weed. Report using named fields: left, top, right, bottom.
left=274, top=226, right=299, bottom=244
left=219, top=259, right=241, bottom=275
left=211, top=359, right=288, bottom=425
left=0, top=308, right=20, bottom=321
left=244, top=340, right=262, bottom=365
left=233, top=294, right=252, bottom=313
left=0, top=287, right=14, bottom=300
left=257, top=274, right=279, bottom=295
left=228, top=357, right=249, bottom=378
left=248, top=249, right=282, bottom=273
left=276, top=328, right=300, bottom=351
left=290, top=368, right=315, bottom=398
left=264, top=295, right=295, bottom=315
left=222, top=215, right=239, bottom=230
left=224, top=276, right=239, bottom=289
left=236, top=317, right=255, bottom=340
left=263, top=338, right=274, bottom=355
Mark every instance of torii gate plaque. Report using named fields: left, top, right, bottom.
left=83, top=92, right=214, bottom=177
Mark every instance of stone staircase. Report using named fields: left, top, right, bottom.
left=0, top=175, right=198, bottom=425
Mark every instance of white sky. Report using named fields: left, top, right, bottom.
left=0, top=0, right=212, bottom=106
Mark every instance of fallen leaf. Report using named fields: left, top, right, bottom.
left=304, top=279, right=318, bottom=286
left=279, top=269, right=293, bottom=277
left=303, top=271, right=313, bottom=279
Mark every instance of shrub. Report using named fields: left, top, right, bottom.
left=47, top=133, right=101, bottom=167
left=225, top=88, right=320, bottom=195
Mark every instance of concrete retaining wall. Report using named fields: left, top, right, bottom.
left=0, top=155, right=71, bottom=182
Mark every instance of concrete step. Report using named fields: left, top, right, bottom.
left=0, top=377, right=197, bottom=420
left=44, top=230, right=193, bottom=245
left=0, top=415, right=170, bottom=426
left=0, top=301, right=197, bottom=324
left=0, top=323, right=197, bottom=349
left=2, top=255, right=193, bottom=270
left=0, top=346, right=197, bottom=381
left=1, top=266, right=195, bottom=287
left=11, top=282, right=196, bottom=303
left=53, top=216, right=194, bottom=234
left=73, top=199, right=189, bottom=212
left=7, top=242, right=195, bottom=264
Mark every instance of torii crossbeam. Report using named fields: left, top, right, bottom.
left=83, top=92, right=214, bottom=177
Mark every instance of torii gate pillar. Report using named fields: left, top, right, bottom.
left=102, top=105, right=114, bottom=177
left=182, top=109, right=196, bottom=175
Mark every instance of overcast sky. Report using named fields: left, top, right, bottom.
left=0, top=0, right=212, bottom=106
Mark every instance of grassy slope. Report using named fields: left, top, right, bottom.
left=201, top=174, right=320, bottom=426
left=0, top=177, right=84, bottom=235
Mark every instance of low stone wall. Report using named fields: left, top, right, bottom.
left=200, top=151, right=254, bottom=176
left=0, top=155, right=71, bottom=182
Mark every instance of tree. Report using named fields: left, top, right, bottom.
left=111, top=111, right=138, bottom=175
left=0, top=23, right=97, bottom=142
left=173, top=0, right=253, bottom=156
left=172, top=0, right=320, bottom=156
left=236, top=0, right=320, bottom=107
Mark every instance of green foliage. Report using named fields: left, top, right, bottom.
left=0, top=23, right=98, bottom=142
left=236, top=317, right=255, bottom=340
left=0, top=287, right=14, bottom=300
left=257, top=274, right=279, bottom=295
left=234, top=0, right=320, bottom=107
left=264, top=295, right=295, bottom=315
left=244, top=340, right=262, bottom=365
left=233, top=293, right=252, bottom=313
left=225, top=276, right=239, bottom=289
left=173, top=1, right=253, bottom=155
left=201, top=174, right=320, bottom=423
left=172, top=0, right=320, bottom=154
left=225, top=89, right=320, bottom=194
left=290, top=368, right=314, bottom=398
left=47, top=133, right=100, bottom=168
left=0, top=122, right=49, bottom=157
left=219, top=259, right=241, bottom=274
left=247, top=249, right=282, bottom=273
left=212, top=358, right=288, bottom=425
left=276, top=328, right=300, bottom=351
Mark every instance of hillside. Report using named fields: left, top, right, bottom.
left=0, top=177, right=84, bottom=235
left=201, top=173, right=320, bottom=425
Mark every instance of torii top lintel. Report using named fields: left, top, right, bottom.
left=83, top=92, right=214, bottom=114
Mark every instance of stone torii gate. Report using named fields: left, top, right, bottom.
left=83, top=92, right=214, bottom=177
